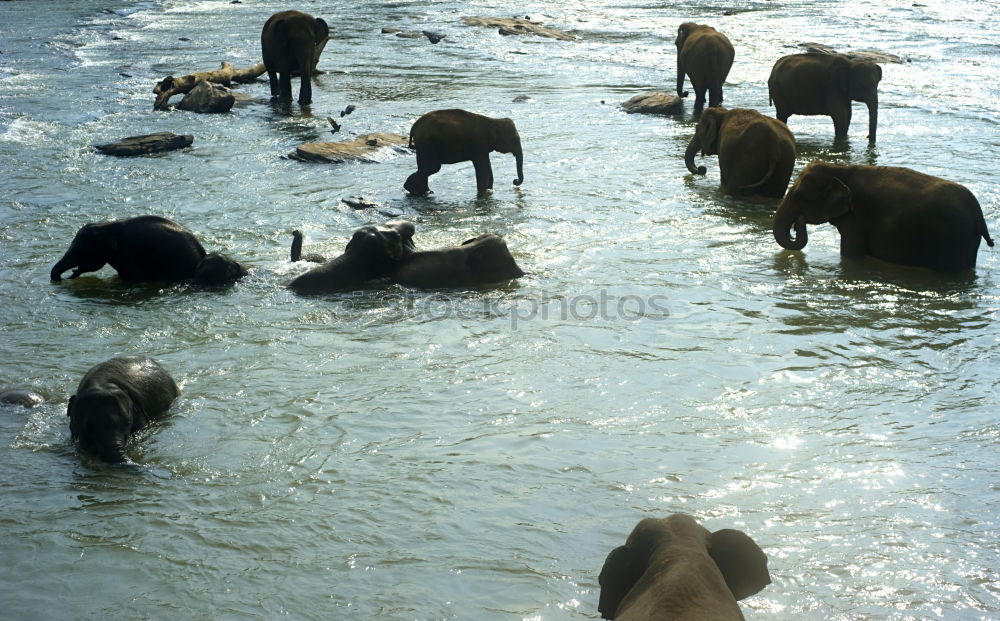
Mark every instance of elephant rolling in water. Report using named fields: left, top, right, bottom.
left=404, top=109, right=524, bottom=196
left=261, top=10, right=330, bottom=105
left=67, top=357, right=179, bottom=463
left=599, top=514, right=771, bottom=620
left=768, top=53, right=882, bottom=142
left=685, top=107, right=796, bottom=198
left=773, top=161, right=994, bottom=272
left=675, top=23, right=735, bottom=111
left=391, top=233, right=525, bottom=289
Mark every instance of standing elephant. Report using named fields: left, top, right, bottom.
left=403, top=109, right=524, bottom=196
left=685, top=107, right=796, bottom=198
left=288, top=221, right=416, bottom=294
left=261, top=10, right=330, bottom=105
left=773, top=161, right=994, bottom=272
left=599, top=514, right=771, bottom=621
left=67, top=357, right=179, bottom=463
left=675, top=23, right=735, bottom=111
left=51, top=215, right=247, bottom=285
left=391, top=233, right=525, bottom=288
left=768, top=53, right=882, bottom=142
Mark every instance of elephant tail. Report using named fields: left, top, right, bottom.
left=981, top=217, right=995, bottom=247
left=739, top=152, right=777, bottom=191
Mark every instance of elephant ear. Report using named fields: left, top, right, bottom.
left=698, top=109, right=722, bottom=155
left=66, top=395, right=76, bottom=417
left=314, top=18, right=329, bottom=43
left=598, top=544, right=644, bottom=620
left=829, top=57, right=851, bottom=96
left=800, top=172, right=853, bottom=224
left=708, top=528, right=771, bottom=601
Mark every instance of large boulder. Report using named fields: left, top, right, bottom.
left=621, top=92, right=683, bottom=115
left=800, top=42, right=904, bottom=64
left=461, top=17, right=577, bottom=41
left=291, top=132, right=410, bottom=163
left=94, top=132, right=194, bottom=156
left=176, top=79, right=236, bottom=113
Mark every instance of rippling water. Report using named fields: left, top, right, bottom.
left=1, top=1, right=998, bottom=619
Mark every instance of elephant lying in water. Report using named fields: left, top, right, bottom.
left=599, top=514, right=771, bottom=621
left=68, top=357, right=179, bottom=463
left=391, top=233, right=525, bottom=288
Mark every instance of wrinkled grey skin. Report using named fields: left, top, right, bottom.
left=192, top=253, right=249, bottom=286
left=288, top=221, right=416, bottom=294
left=261, top=10, right=330, bottom=105
left=391, top=233, right=525, bottom=288
left=599, top=514, right=771, bottom=621
left=67, top=357, right=179, bottom=463
left=675, top=23, right=735, bottom=111
left=0, top=390, right=45, bottom=408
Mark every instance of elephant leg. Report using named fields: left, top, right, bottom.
left=708, top=82, right=723, bottom=108
left=693, top=88, right=707, bottom=112
left=278, top=72, right=293, bottom=100
left=832, top=103, right=852, bottom=138
left=405, top=152, right=440, bottom=196
left=267, top=70, right=280, bottom=98
left=472, top=156, right=494, bottom=194
left=298, top=74, right=312, bottom=105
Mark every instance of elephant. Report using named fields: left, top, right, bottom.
left=391, top=233, right=525, bottom=288
left=685, top=107, right=796, bottom=198
left=768, top=53, right=882, bottom=142
left=67, top=357, right=179, bottom=463
left=288, top=220, right=416, bottom=294
left=0, top=389, right=45, bottom=408
left=51, top=216, right=247, bottom=286
left=403, top=109, right=524, bottom=196
left=192, top=252, right=250, bottom=286
left=598, top=514, right=771, bottom=621
left=261, top=10, right=330, bottom=105
left=675, top=23, right=735, bottom=111
left=290, top=230, right=327, bottom=263
left=773, top=161, right=995, bottom=272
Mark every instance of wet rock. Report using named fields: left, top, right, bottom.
left=94, top=132, right=194, bottom=156
left=176, top=79, right=235, bottom=113
left=800, top=42, right=904, bottom=64
left=340, top=196, right=381, bottom=210
left=512, top=94, right=533, bottom=103
left=462, top=16, right=578, bottom=41
left=0, top=390, right=45, bottom=408
left=621, top=91, right=683, bottom=115
left=291, top=132, right=410, bottom=163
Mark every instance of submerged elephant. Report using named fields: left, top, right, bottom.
left=391, top=233, right=525, bottom=288
left=403, top=109, right=524, bottom=196
left=599, top=514, right=771, bottom=621
left=773, top=161, right=994, bottom=272
left=261, top=10, right=330, bottom=105
left=0, top=389, right=45, bottom=408
left=287, top=221, right=415, bottom=294
left=768, top=53, right=882, bottom=142
left=290, top=230, right=327, bottom=263
left=67, top=357, right=179, bottom=463
left=675, top=23, right=735, bottom=111
left=685, top=107, right=796, bottom=198
left=50, top=215, right=247, bottom=286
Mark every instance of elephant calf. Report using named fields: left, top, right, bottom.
left=599, top=514, right=771, bottom=621
left=675, top=23, right=735, bottom=111
left=68, top=357, right=179, bottom=463
left=261, top=10, right=329, bottom=105
left=391, top=233, right=525, bottom=289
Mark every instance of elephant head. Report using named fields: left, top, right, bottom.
left=459, top=234, right=526, bottom=282
left=51, top=222, right=116, bottom=281
left=685, top=106, right=727, bottom=175
left=839, top=59, right=881, bottom=141
left=68, top=388, right=134, bottom=463
left=488, top=118, right=524, bottom=186
left=192, top=253, right=249, bottom=286
left=773, top=162, right=853, bottom=251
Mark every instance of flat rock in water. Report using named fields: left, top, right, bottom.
left=800, top=42, right=904, bottom=64
left=621, top=92, right=683, bottom=115
left=461, top=16, right=577, bottom=41
left=291, top=132, right=410, bottom=163
left=176, top=80, right=236, bottom=113
left=94, top=132, right=194, bottom=156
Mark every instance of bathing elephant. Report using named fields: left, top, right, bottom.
left=67, top=357, right=179, bottom=463
left=391, top=233, right=525, bottom=288
left=685, top=107, right=796, bottom=198
left=599, top=514, right=771, bottom=621
left=288, top=221, right=416, bottom=294
left=773, top=161, right=994, bottom=272
left=290, top=230, right=327, bottom=263
left=261, top=10, right=330, bottom=105
left=675, top=23, right=735, bottom=111
left=403, top=109, right=524, bottom=196
left=51, top=215, right=247, bottom=286
left=0, top=389, right=45, bottom=408
left=768, top=53, right=882, bottom=142
left=192, top=252, right=250, bottom=286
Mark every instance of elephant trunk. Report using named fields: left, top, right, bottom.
left=773, top=207, right=808, bottom=251
left=50, top=255, right=76, bottom=281
left=512, top=146, right=524, bottom=186
left=685, top=135, right=707, bottom=175
left=866, top=95, right=878, bottom=143
left=676, top=57, right=687, bottom=97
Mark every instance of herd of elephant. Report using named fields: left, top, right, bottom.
left=11, top=9, right=999, bottom=621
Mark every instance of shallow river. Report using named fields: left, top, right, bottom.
left=1, top=0, right=998, bottom=619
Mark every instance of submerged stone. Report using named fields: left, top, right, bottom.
left=176, top=80, right=236, bottom=113
left=621, top=92, right=683, bottom=115
left=291, top=132, right=410, bottom=163
left=94, top=132, right=194, bottom=156
left=461, top=17, right=578, bottom=41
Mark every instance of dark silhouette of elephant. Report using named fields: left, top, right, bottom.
left=67, top=357, right=179, bottom=463
left=0, top=389, right=45, bottom=408
left=50, top=216, right=247, bottom=286
left=675, top=23, right=735, bottom=111
left=391, top=233, right=525, bottom=288
left=261, top=10, right=330, bottom=105
left=404, top=109, right=524, bottom=196
left=773, top=161, right=994, bottom=272
left=290, top=230, right=327, bottom=263
left=287, top=221, right=415, bottom=294
left=685, top=107, right=796, bottom=198
left=768, top=53, right=882, bottom=142
left=599, top=514, right=771, bottom=621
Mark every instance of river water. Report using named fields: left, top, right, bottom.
left=1, top=0, right=997, bottom=619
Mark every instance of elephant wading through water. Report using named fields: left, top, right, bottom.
left=768, top=53, right=882, bottom=142
left=404, top=109, right=524, bottom=196
left=261, top=10, right=330, bottom=105
left=599, top=514, right=771, bottom=621
left=68, top=357, right=179, bottom=463
left=685, top=107, right=796, bottom=198
left=675, top=23, right=735, bottom=111
left=391, top=233, right=525, bottom=289
left=773, top=161, right=995, bottom=272
left=50, top=215, right=247, bottom=286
